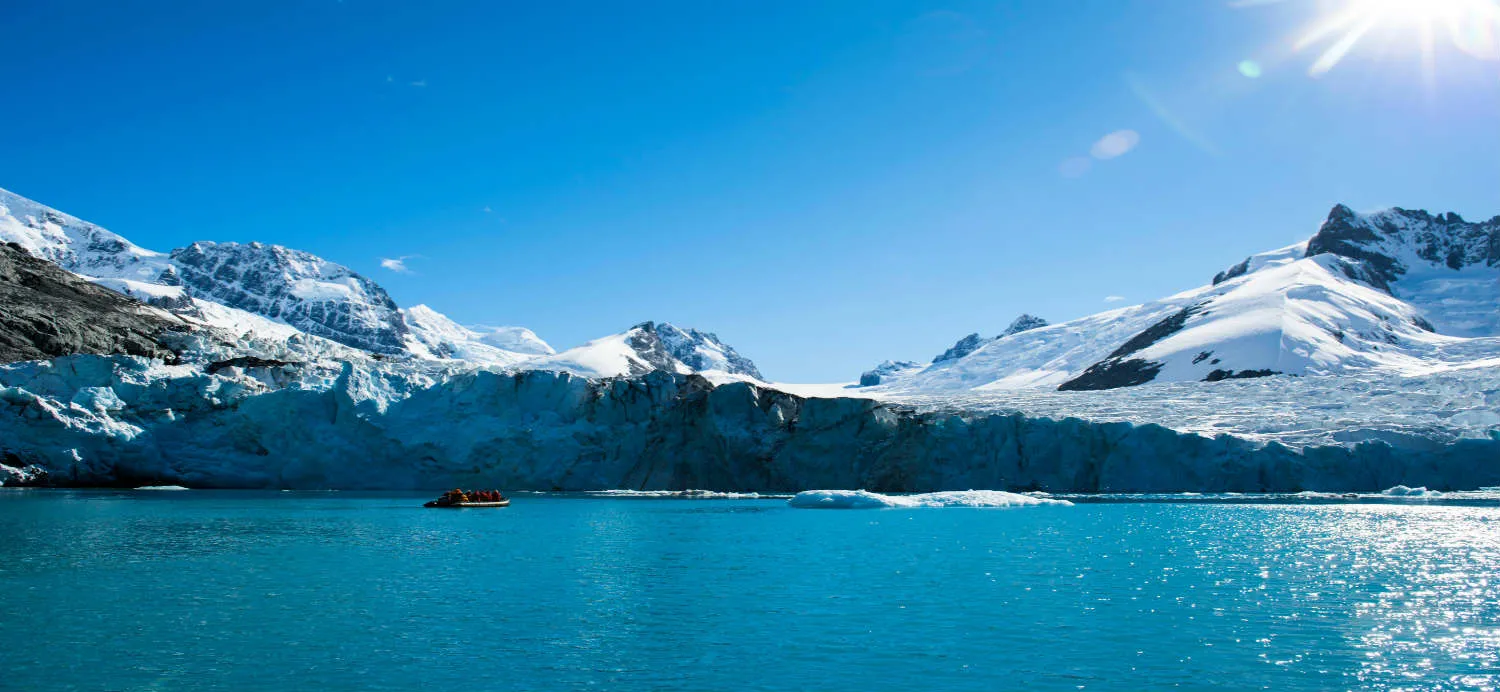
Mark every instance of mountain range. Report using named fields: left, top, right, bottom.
left=859, top=204, right=1500, bottom=393
left=1, top=184, right=1497, bottom=492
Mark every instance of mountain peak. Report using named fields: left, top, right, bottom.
left=1002, top=314, right=1049, bottom=337
left=655, top=322, right=763, bottom=379
left=1305, top=203, right=1500, bottom=293
left=170, top=240, right=410, bottom=354
left=933, top=333, right=984, bottom=363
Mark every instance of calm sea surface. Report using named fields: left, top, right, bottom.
left=1, top=490, right=1498, bottom=691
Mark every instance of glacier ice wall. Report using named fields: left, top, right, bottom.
left=2, top=356, right=1497, bottom=492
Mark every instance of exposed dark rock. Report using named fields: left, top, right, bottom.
left=625, top=322, right=682, bottom=376
left=170, top=241, right=409, bottom=354
left=1203, top=369, right=1279, bottom=382
left=1057, top=305, right=1204, bottom=391
left=1213, top=257, right=1250, bottom=285
left=654, top=322, right=763, bottom=379
left=205, top=357, right=300, bottom=375
left=932, top=315, right=1050, bottom=365
left=0, top=243, right=188, bottom=364
left=933, top=333, right=985, bottom=363
left=1001, top=314, right=1049, bottom=337
left=1304, top=204, right=1500, bottom=292
left=1105, top=305, right=1203, bottom=361
left=1057, top=358, right=1164, bottom=391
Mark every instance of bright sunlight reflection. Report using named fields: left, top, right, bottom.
left=1274, top=0, right=1500, bottom=76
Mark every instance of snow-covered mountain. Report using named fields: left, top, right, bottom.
left=0, top=186, right=771, bottom=381
left=655, top=322, right=763, bottom=379
left=857, top=313, right=1050, bottom=388
left=402, top=304, right=552, bottom=366
left=0, top=186, right=557, bottom=365
left=1300, top=204, right=1500, bottom=336
left=170, top=241, right=410, bottom=354
left=871, top=205, right=1500, bottom=393
left=1, top=189, right=1498, bottom=493
left=858, top=360, right=923, bottom=387
left=527, top=321, right=763, bottom=379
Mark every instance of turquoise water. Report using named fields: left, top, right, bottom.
left=2, top=491, right=1498, bottom=691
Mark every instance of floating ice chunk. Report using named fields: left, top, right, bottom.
left=584, top=489, right=775, bottom=499
left=1380, top=485, right=1443, bottom=497
left=788, top=489, right=1072, bottom=509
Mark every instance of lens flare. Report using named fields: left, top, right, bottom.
left=1245, top=0, right=1500, bottom=76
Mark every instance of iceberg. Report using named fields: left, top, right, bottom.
left=788, top=489, right=1073, bottom=509
left=1379, top=485, right=1444, bottom=497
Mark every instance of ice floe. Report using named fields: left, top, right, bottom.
left=788, top=489, right=1072, bottom=509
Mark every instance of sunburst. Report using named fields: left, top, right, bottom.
left=1246, top=0, right=1500, bottom=76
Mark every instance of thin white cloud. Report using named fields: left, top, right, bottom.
left=1058, top=156, right=1092, bottom=178
left=1104, top=295, right=1126, bottom=302
left=482, top=205, right=492, bottom=213
left=380, top=256, right=417, bottom=274
left=1090, top=130, right=1141, bottom=160
left=410, top=79, right=427, bottom=88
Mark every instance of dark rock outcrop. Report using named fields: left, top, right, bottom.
left=1213, top=257, right=1250, bottom=285
left=933, top=333, right=985, bottom=363
left=0, top=243, right=187, bottom=364
left=1001, top=313, right=1049, bottom=337
left=1203, top=368, right=1279, bottom=382
left=1058, top=305, right=1203, bottom=391
left=170, top=241, right=410, bottom=354
left=654, top=322, right=763, bottom=379
left=1305, top=204, right=1500, bottom=292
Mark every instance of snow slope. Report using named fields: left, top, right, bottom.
left=875, top=204, right=1500, bottom=393
left=528, top=322, right=692, bottom=378
left=401, top=305, right=550, bottom=366
left=0, top=187, right=172, bottom=284
left=527, top=321, right=764, bottom=379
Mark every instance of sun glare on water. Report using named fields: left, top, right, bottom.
left=1268, top=0, right=1500, bottom=76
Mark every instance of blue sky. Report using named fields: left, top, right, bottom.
left=2, top=1, right=1498, bottom=381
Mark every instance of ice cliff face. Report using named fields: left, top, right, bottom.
left=3, top=357, right=1497, bottom=492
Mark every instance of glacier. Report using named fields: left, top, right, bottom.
left=0, top=185, right=1498, bottom=493
left=2, top=352, right=1498, bottom=492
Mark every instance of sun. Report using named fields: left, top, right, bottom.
left=1276, top=0, right=1500, bottom=76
